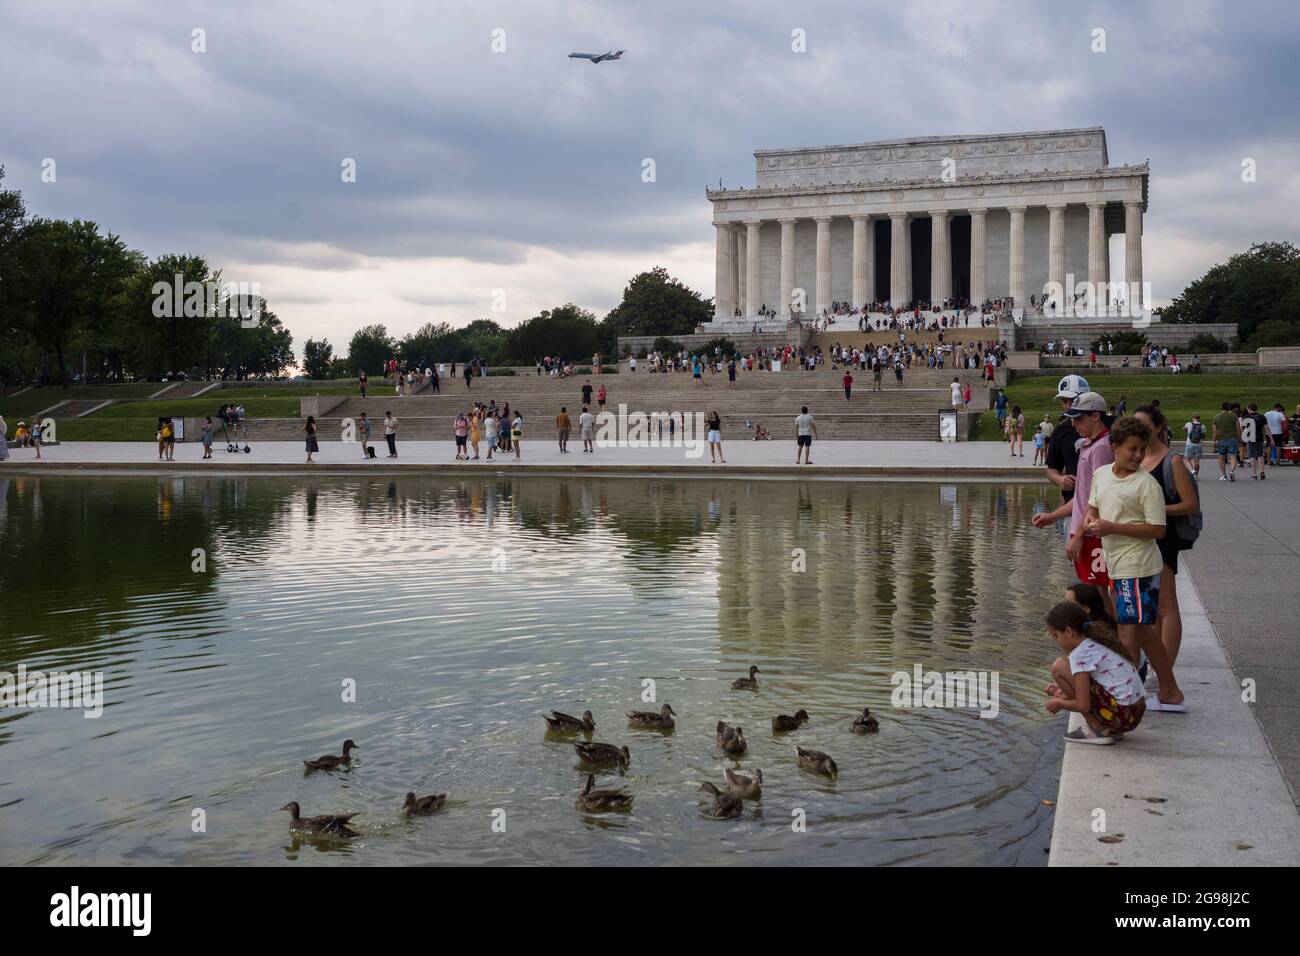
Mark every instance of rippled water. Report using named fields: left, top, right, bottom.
left=0, top=474, right=1072, bottom=866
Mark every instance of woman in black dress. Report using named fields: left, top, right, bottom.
left=304, top=415, right=320, bottom=463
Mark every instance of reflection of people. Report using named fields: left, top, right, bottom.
left=0, top=414, right=9, bottom=461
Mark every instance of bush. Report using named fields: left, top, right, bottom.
left=600, top=366, right=619, bottom=374
left=652, top=337, right=685, bottom=354
left=1091, top=330, right=1148, bottom=355
left=700, top=336, right=737, bottom=357
left=1187, top=333, right=1230, bottom=354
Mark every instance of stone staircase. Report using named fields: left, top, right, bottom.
left=35, top=399, right=115, bottom=418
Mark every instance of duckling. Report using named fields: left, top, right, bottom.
left=302, top=739, right=358, bottom=771
left=627, top=703, right=677, bottom=730
left=852, top=707, right=880, bottom=734
left=700, top=782, right=744, bottom=818
left=576, top=774, right=634, bottom=813
left=772, top=709, right=810, bottom=732
left=717, top=721, right=748, bottom=755
left=403, top=792, right=448, bottom=816
left=574, top=741, right=631, bottom=769
left=724, top=767, right=763, bottom=800
left=279, top=802, right=359, bottom=837
left=544, top=709, right=595, bottom=733
left=795, top=746, right=838, bottom=778
left=731, top=665, right=761, bottom=690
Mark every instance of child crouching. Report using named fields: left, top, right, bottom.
left=1044, top=601, right=1146, bottom=744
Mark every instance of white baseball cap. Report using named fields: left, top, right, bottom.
left=1055, top=374, right=1090, bottom=400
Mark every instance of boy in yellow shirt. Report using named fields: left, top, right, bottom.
left=1085, top=416, right=1187, bottom=711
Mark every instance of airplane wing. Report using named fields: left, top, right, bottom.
left=568, top=52, right=600, bottom=60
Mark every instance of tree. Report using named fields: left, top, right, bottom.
left=600, top=267, right=712, bottom=352
left=1162, top=242, right=1300, bottom=342
left=302, top=338, right=334, bottom=379
left=208, top=298, right=294, bottom=379
left=500, top=304, right=599, bottom=364
left=0, top=166, right=32, bottom=389
left=1187, top=333, right=1229, bottom=354
left=348, top=324, right=394, bottom=375
left=1244, top=320, right=1300, bottom=351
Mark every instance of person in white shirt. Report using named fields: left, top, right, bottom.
left=949, top=377, right=963, bottom=409
left=579, top=406, right=595, bottom=453
left=1265, top=403, right=1287, bottom=466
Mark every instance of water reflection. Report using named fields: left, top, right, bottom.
left=1, top=475, right=1071, bottom=866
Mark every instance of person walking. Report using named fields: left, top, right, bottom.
left=872, top=357, right=883, bottom=392
left=597, top=384, right=606, bottom=410
left=498, top=404, right=512, bottom=453
left=304, top=415, right=319, bottom=463
left=1212, top=401, right=1238, bottom=481
left=949, top=376, right=963, bottom=412
left=453, top=411, right=469, bottom=460
left=1008, top=405, right=1025, bottom=457
left=30, top=419, right=43, bottom=459
left=1181, top=414, right=1205, bottom=479
left=359, top=370, right=368, bottom=399
left=384, top=411, right=399, bottom=458
left=581, top=381, right=593, bottom=408
left=556, top=406, right=572, bottom=453
left=728, top=359, right=737, bottom=388
left=483, top=411, right=498, bottom=460
left=358, top=412, right=372, bottom=459
left=706, top=410, right=725, bottom=463
left=200, top=417, right=214, bottom=459
left=842, top=369, right=853, bottom=401
left=469, top=409, right=482, bottom=460
left=794, top=406, right=817, bottom=464
left=893, top=360, right=904, bottom=388
left=511, top=412, right=524, bottom=461
left=579, top=405, right=595, bottom=453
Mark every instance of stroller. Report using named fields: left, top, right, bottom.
left=217, top=403, right=251, bottom=454
left=744, top=419, right=774, bottom=441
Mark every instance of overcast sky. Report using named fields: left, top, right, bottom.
left=2, top=0, right=1297, bottom=356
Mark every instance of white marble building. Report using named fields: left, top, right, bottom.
left=706, top=128, right=1148, bottom=327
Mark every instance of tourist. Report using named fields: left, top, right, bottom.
left=1043, top=601, right=1145, bottom=744
left=629, top=356, right=637, bottom=373
left=1212, top=402, right=1238, bottom=481
left=1008, top=405, right=1026, bottom=457
left=872, top=358, right=883, bottom=392
left=794, top=406, right=817, bottom=464
left=994, top=390, right=1009, bottom=435
left=597, top=384, right=607, bottom=411
left=0, top=414, right=8, bottom=462
left=556, top=406, right=571, bottom=453
left=469, top=408, right=482, bottom=460
left=1181, top=414, right=1205, bottom=478
left=843, top=369, right=853, bottom=401
left=484, top=411, right=499, bottom=460
left=692, top=355, right=703, bottom=385
left=453, top=411, right=469, bottom=460
left=511, top=412, right=524, bottom=460
left=580, top=405, right=595, bottom=453
left=706, top=410, right=725, bottom=464
left=728, top=359, right=737, bottom=388
left=1032, top=425, right=1046, bottom=465
left=894, top=361, right=904, bottom=388
left=949, top=376, right=963, bottom=412
left=359, top=370, right=368, bottom=398
left=1038, top=391, right=1112, bottom=597
left=1135, top=403, right=1199, bottom=673
left=358, top=412, right=373, bottom=459
left=499, top=404, right=512, bottom=452
left=157, top=417, right=173, bottom=461
left=304, top=415, right=319, bottom=463
left=384, top=411, right=399, bottom=458
left=1243, top=403, right=1269, bottom=479
left=200, top=417, right=214, bottom=459
left=1034, top=376, right=1088, bottom=532
left=582, top=380, right=593, bottom=407
left=1265, top=403, right=1287, bottom=466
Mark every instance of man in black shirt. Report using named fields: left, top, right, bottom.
left=1033, top=374, right=1089, bottom=530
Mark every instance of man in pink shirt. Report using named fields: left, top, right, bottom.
left=1063, top=392, right=1114, bottom=586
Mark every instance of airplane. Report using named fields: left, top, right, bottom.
left=568, top=50, right=625, bottom=63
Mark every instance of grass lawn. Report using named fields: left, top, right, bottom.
left=0, top=383, right=160, bottom=421
left=972, top=371, right=1300, bottom=440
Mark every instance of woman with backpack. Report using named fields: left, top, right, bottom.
left=1135, top=404, right=1200, bottom=672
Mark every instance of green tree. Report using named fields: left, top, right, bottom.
left=347, top=324, right=394, bottom=375
left=1244, top=320, right=1300, bottom=350
left=1163, top=241, right=1300, bottom=342
left=600, top=267, right=712, bottom=352
left=302, top=337, right=335, bottom=379
left=0, top=166, right=32, bottom=389
left=500, top=304, right=599, bottom=364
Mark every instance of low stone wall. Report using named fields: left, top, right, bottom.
left=1012, top=322, right=1238, bottom=351
left=617, top=328, right=812, bottom=357
left=1258, top=347, right=1300, bottom=367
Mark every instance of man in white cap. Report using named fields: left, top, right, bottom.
left=1032, top=374, right=1089, bottom=532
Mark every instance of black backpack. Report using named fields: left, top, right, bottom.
left=1187, top=421, right=1205, bottom=443
left=1161, top=454, right=1202, bottom=548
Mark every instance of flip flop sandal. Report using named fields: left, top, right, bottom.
left=1145, top=695, right=1189, bottom=713
left=1064, top=727, right=1115, bottom=745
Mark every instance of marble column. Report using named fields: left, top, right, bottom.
left=1047, top=204, right=1066, bottom=302
left=779, top=218, right=796, bottom=318
left=1008, top=206, right=1026, bottom=308
left=889, top=213, right=908, bottom=309
left=851, top=215, right=871, bottom=310
left=815, top=216, right=832, bottom=315
left=735, top=230, right=746, bottom=316
left=903, top=216, right=912, bottom=305
left=929, top=209, right=951, bottom=305
left=1124, top=201, right=1143, bottom=312
left=968, top=208, right=987, bottom=305
left=745, top=220, right=762, bottom=318
left=1087, top=202, right=1107, bottom=287
left=714, top=223, right=734, bottom=317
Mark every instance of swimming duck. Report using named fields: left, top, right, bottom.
left=545, top=709, right=595, bottom=733
left=700, top=782, right=744, bottom=818
left=576, top=774, right=634, bottom=812
left=731, top=665, right=761, bottom=690
left=852, top=707, right=880, bottom=734
left=796, top=746, right=838, bottom=778
left=303, top=739, right=358, bottom=771
left=574, top=741, right=631, bottom=769
left=627, top=703, right=677, bottom=730
left=279, top=802, right=359, bottom=837
left=772, top=709, right=810, bottom=732
left=403, top=792, right=448, bottom=816
left=717, top=721, right=748, bottom=755
left=724, top=767, right=763, bottom=800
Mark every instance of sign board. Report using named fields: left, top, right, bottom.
left=938, top=409, right=958, bottom=443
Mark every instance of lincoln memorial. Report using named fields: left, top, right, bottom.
left=705, top=127, right=1149, bottom=329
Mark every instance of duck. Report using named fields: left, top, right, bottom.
left=852, top=707, right=880, bottom=734
left=717, top=721, right=748, bottom=755
left=544, top=709, right=595, bottom=733
left=302, top=738, right=358, bottom=771
left=576, top=774, right=634, bottom=812
left=772, top=709, right=810, bottom=732
left=627, top=703, right=677, bottom=730
left=403, top=792, right=448, bottom=816
left=279, top=802, right=359, bottom=837
left=700, top=782, right=744, bottom=818
left=574, top=741, right=631, bottom=769
left=724, top=767, right=763, bottom=800
left=731, top=665, right=761, bottom=690
left=796, top=746, right=838, bottom=778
